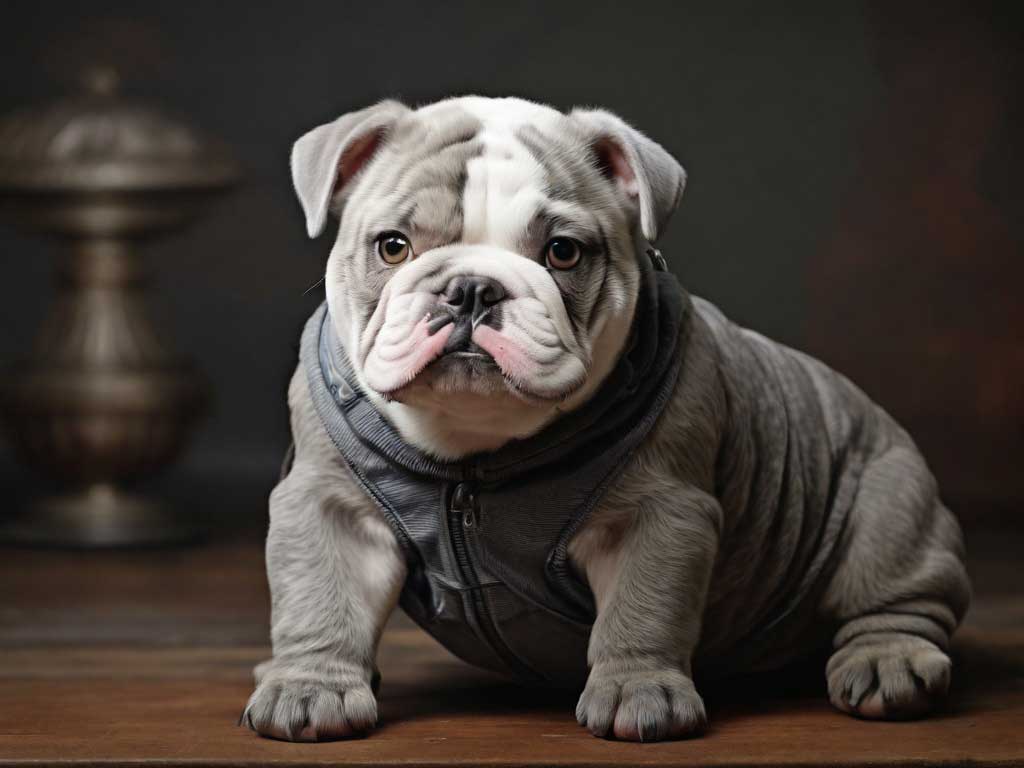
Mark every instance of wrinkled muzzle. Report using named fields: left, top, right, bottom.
left=359, top=246, right=589, bottom=400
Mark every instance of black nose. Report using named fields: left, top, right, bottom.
left=444, top=276, right=506, bottom=322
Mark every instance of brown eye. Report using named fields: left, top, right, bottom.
left=377, top=232, right=413, bottom=265
left=545, top=238, right=581, bottom=270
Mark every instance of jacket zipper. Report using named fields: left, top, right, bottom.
left=448, top=476, right=539, bottom=680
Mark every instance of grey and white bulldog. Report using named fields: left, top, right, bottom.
left=244, top=96, right=970, bottom=742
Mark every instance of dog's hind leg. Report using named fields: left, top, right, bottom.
left=821, top=442, right=970, bottom=719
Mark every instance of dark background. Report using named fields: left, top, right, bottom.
left=0, top=1, right=1020, bottom=523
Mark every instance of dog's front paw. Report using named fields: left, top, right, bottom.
left=243, top=661, right=377, bottom=741
left=827, top=633, right=952, bottom=720
left=576, top=662, right=706, bottom=741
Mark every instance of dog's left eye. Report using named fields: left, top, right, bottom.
left=545, top=238, right=582, bottom=270
left=377, top=232, right=413, bottom=265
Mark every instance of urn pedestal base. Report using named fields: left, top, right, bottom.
left=1, top=484, right=195, bottom=548
left=0, top=239, right=209, bottom=548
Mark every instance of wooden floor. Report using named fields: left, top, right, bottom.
left=1, top=526, right=1022, bottom=767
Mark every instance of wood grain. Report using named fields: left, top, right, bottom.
left=0, top=535, right=1021, bottom=767
left=1, top=630, right=1023, bottom=766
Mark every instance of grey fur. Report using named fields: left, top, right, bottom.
left=245, top=96, right=969, bottom=742
left=245, top=368, right=406, bottom=740
left=569, top=108, right=687, bottom=243
left=515, top=123, right=628, bottom=333
left=291, top=100, right=411, bottom=238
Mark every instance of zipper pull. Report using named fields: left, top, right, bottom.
left=451, top=482, right=478, bottom=529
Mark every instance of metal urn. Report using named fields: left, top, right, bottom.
left=0, top=68, right=237, bottom=546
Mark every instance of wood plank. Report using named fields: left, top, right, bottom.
left=0, top=540, right=270, bottom=646
left=0, top=627, right=1022, bottom=766
left=1, top=531, right=1021, bottom=766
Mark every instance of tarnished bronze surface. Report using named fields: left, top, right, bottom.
left=0, top=68, right=236, bottom=546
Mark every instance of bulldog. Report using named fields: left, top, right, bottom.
left=243, top=96, right=970, bottom=742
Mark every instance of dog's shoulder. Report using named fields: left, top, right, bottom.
left=644, top=298, right=728, bottom=488
left=275, top=364, right=371, bottom=515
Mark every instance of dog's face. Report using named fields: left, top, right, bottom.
left=292, top=97, right=685, bottom=458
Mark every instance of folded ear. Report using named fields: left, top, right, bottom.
left=291, top=100, right=410, bottom=238
left=570, top=108, right=686, bottom=243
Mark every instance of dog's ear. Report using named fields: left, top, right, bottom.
left=570, top=108, right=686, bottom=243
left=291, top=100, right=410, bottom=238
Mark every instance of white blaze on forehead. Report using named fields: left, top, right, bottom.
left=432, top=98, right=560, bottom=251
left=462, top=139, right=543, bottom=249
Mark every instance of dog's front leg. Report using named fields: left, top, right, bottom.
left=243, top=461, right=406, bottom=741
left=575, top=484, right=721, bottom=741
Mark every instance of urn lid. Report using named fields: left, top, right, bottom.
left=0, top=67, right=237, bottom=193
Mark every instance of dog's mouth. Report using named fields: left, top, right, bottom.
left=443, top=349, right=495, bottom=362
left=430, top=346, right=501, bottom=374
left=389, top=344, right=509, bottom=398
left=422, top=315, right=508, bottom=383
left=383, top=342, right=559, bottom=404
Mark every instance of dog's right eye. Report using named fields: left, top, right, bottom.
left=544, top=238, right=582, bottom=270
left=377, top=232, right=413, bottom=265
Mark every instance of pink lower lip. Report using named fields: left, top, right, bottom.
left=472, top=325, right=532, bottom=382
left=400, top=321, right=454, bottom=385
left=369, top=319, right=454, bottom=394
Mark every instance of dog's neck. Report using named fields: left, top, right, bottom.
left=371, top=390, right=558, bottom=459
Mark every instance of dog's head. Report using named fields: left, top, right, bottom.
left=292, top=97, right=685, bottom=458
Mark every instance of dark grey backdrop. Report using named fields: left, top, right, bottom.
left=0, top=1, right=887, bottom=489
